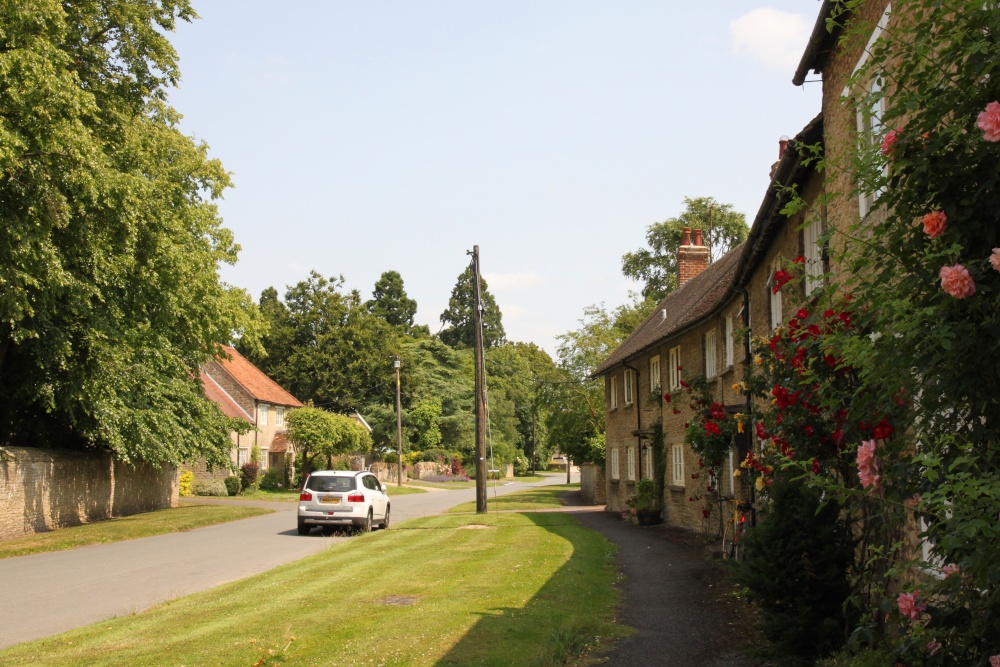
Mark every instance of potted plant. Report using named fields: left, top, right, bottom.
left=631, top=478, right=662, bottom=525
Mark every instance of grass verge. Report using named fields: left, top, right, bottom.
left=448, top=484, right=578, bottom=513
left=231, top=484, right=426, bottom=502
left=0, top=512, right=626, bottom=667
left=0, top=504, right=271, bottom=560
left=407, top=475, right=548, bottom=490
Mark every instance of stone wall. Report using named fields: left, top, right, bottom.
left=0, top=447, right=178, bottom=541
left=579, top=463, right=606, bottom=505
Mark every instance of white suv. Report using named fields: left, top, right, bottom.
left=297, top=470, right=390, bottom=535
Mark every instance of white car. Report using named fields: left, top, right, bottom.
left=297, top=470, right=390, bottom=535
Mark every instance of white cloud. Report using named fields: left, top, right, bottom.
left=482, top=270, right=543, bottom=291
left=730, top=8, right=811, bottom=71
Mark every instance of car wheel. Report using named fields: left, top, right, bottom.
left=358, top=509, right=372, bottom=534
left=297, top=519, right=310, bottom=536
left=321, top=526, right=335, bottom=536
left=380, top=505, right=390, bottom=530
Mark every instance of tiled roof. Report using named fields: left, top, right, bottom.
left=793, top=0, right=839, bottom=86
left=592, top=243, right=744, bottom=377
left=215, top=345, right=303, bottom=408
left=270, top=433, right=292, bottom=454
left=200, top=371, right=254, bottom=423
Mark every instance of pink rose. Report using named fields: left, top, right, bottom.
left=904, top=493, right=921, bottom=509
left=897, top=590, right=925, bottom=620
left=940, top=264, right=976, bottom=299
left=927, top=640, right=941, bottom=656
left=942, top=563, right=960, bottom=577
left=857, top=440, right=881, bottom=492
left=990, top=248, right=1000, bottom=272
left=976, top=101, right=1000, bottom=142
left=989, top=656, right=1000, bottom=667
left=921, top=210, right=947, bottom=238
left=881, top=128, right=900, bottom=156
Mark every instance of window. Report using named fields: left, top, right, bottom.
left=644, top=446, right=653, bottom=480
left=238, top=447, right=248, bottom=467
left=851, top=5, right=892, bottom=219
left=260, top=449, right=269, bottom=470
left=627, top=447, right=636, bottom=481
left=275, top=407, right=284, bottom=427
left=258, top=403, right=269, bottom=426
left=705, top=329, right=718, bottom=379
left=724, top=315, right=734, bottom=367
left=668, top=346, right=682, bottom=391
left=624, top=369, right=634, bottom=406
left=728, top=449, right=736, bottom=496
left=768, top=262, right=784, bottom=329
left=671, top=445, right=685, bottom=486
left=611, top=448, right=620, bottom=480
left=804, top=218, right=825, bottom=295
left=610, top=376, right=618, bottom=410
left=649, top=355, right=661, bottom=393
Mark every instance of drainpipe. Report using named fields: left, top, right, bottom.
left=622, top=361, right=641, bottom=482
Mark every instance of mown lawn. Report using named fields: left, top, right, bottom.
left=448, top=484, right=578, bottom=513
left=0, top=504, right=271, bottom=559
left=0, top=512, right=626, bottom=666
left=407, top=475, right=547, bottom=490
left=231, top=484, right=426, bottom=503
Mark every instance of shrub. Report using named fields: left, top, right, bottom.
left=224, top=475, right=241, bottom=496
left=259, top=468, right=285, bottom=491
left=179, top=469, right=194, bottom=497
left=240, top=462, right=260, bottom=493
left=512, top=454, right=530, bottom=477
left=191, top=479, right=228, bottom=497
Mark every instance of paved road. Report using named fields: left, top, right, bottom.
left=0, top=473, right=574, bottom=649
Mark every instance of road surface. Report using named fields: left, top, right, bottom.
left=0, top=473, right=575, bottom=649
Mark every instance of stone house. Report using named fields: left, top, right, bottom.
left=200, top=345, right=303, bottom=474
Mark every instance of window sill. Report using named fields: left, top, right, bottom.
left=668, top=484, right=687, bottom=492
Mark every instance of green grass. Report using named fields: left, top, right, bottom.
left=0, top=504, right=271, bottom=560
left=232, top=484, right=426, bottom=502
left=0, top=512, right=627, bottom=667
left=407, top=475, right=547, bottom=490
left=448, top=484, right=578, bottom=513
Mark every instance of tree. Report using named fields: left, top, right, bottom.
left=0, top=1, right=262, bottom=466
left=439, top=265, right=505, bottom=348
left=621, top=197, right=749, bottom=300
left=286, top=406, right=372, bottom=475
left=366, top=271, right=417, bottom=330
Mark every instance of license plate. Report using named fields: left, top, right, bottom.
left=320, top=497, right=340, bottom=504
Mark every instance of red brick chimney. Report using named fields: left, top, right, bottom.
left=677, top=226, right=710, bottom=286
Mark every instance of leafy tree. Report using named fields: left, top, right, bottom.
left=408, top=398, right=443, bottom=450
left=0, top=1, right=262, bottom=465
left=286, top=406, right=372, bottom=475
left=439, top=265, right=505, bottom=348
left=366, top=270, right=417, bottom=330
left=621, top=197, right=749, bottom=300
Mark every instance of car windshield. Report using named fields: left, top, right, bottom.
left=306, top=476, right=355, bottom=493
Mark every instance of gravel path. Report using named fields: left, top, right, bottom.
left=570, top=508, right=760, bottom=667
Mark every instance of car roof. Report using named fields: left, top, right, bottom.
left=308, top=470, right=364, bottom=477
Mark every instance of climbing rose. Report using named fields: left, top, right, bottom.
left=881, top=128, right=900, bottom=155
left=990, top=656, right=1000, bottom=667
left=927, top=640, right=941, bottom=656
left=990, top=248, right=1000, bottom=272
left=976, top=101, right=1000, bottom=141
left=857, top=440, right=881, bottom=492
left=897, top=590, right=925, bottom=620
left=941, top=563, right=960, bottom=577
left=921, top=210, right=947, bottom=238
left=940, top=264, right=976, bottom=299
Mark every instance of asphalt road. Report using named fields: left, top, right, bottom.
left=0, top=472, right=574, bottom=649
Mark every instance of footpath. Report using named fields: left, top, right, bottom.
left=564, top=499, right=760, bottom=667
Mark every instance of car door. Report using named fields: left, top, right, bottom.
left=366, top=474, right=388, bottom=519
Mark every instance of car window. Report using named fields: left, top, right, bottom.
left=363, top=475, right=376, bottom=490
left=306, top=476, right=354, bottom=493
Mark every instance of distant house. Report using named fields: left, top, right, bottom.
left=200, top=345, right=303, bottom=473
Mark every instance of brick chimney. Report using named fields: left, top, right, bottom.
left=677, top=226, right=710, bottom=286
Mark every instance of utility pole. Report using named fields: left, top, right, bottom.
left=394, top=356, right=403, bottom=487
left=471, top=245, right=488, bottom=513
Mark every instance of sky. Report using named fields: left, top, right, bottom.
left=169, top=1, right=824, bottom=357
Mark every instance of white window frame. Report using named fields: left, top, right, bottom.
left=237, top=447, right=249, bottom=468
left=275, top=407, right=284, bottom=427
left=627, top=447, right=636, bottom=481
left=671, top=444, right=685, bottom=486
left=724, top=315, right=734, bottom=367
left=610, top=376, right=618, bottom=410
left=769, top=263, right=784, bottom=330
left=728, top=449, right=736, bottom=496
left=260, top=449, right=269, bottom=470
left=623, top=369, right=634, bottom=406
left=644, top=446, right=654, bottom=480
left=258, top=403, right=269, bottom=427
left=611, top=448, right=620, bottom=480
left=668, top=346, right=681, bottom=391
left=705, top=329, right=718, bottom=379
left=803, top=218, right=824, bottom=296
left=649, top=355, right=661, bottom=394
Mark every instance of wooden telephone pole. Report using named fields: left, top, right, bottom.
left=471, top=246, right=488, bottom=513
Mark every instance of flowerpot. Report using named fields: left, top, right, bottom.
left=636, top=509, right=662, bottom=525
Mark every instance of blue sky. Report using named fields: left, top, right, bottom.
left=169, top=1, right=823, bottom=356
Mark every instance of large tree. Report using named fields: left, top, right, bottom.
left=366, top=270, right=417, bottom=330
left=0, top=1, right=262, bottom=465
left=439, top=265, right=505, bottom=348
left=621, top=197, right=749, bottom=301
